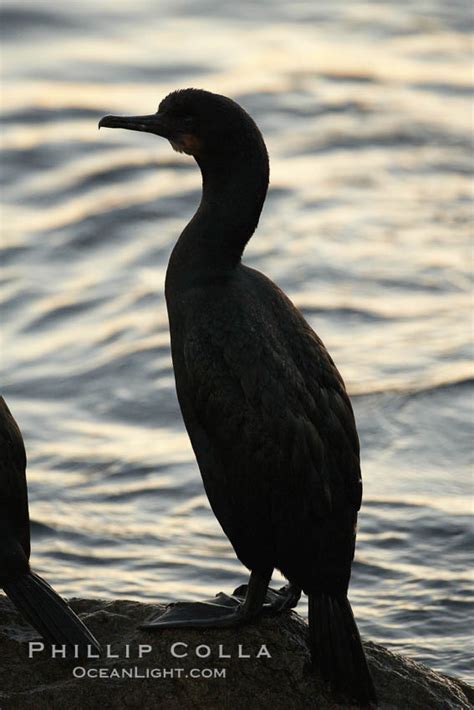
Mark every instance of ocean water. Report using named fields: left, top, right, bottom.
left=1, top=0, right=472, bottom=684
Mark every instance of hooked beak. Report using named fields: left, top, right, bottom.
left=98, top=112, right=170, bottom=137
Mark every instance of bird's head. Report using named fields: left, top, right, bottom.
left=99, top=88, right=267, bottom=166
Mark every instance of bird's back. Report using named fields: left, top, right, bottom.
left=166, top=264, right=361, bottom=593
left=0, top=397, right=30, bottom=580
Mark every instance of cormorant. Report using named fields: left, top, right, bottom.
left=0, top=396, right=100, bottom=656
left=99, top=89, right=377, bottom=705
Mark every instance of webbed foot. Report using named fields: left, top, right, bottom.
left=139, top=572, right=301, bottom=630
left=139, top=590, right=246, bottom=629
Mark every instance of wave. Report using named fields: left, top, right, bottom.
left=351, top=375, right=474, bottom=400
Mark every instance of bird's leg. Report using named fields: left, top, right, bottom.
left=238, top=567, right=273, bottom=618
left=139, top=569, right=273, bottom=630
left=232, top=579, right=301, bottom=615
left=262, top=581, right=302, bottom=614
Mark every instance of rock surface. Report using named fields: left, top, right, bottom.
left=0, top=595, right=472, bottom=709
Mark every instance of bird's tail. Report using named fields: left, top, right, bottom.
left=308, top=592, right=377, bottom=707
left=3, top=570, right=100, bottom=656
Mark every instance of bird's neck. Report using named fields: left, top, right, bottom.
left=168, top=148, right=269, bottom=281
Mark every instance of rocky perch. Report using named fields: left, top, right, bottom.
left=0, top=595, right=471, bottom=709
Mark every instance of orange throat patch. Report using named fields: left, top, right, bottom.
left=169, top=134, right=201, bottom=156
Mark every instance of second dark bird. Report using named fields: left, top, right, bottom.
left=0, top=396, right=100, bottom=656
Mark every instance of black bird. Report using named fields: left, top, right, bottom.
left=99, top=89, right=377, bottom=705
left=0, top=396, right=100, bottom=656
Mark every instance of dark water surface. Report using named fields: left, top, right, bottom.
left=1, top=0, right=473, bottom=683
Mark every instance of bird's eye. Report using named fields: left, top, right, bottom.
left=182, top=115, right=194, bottom=126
